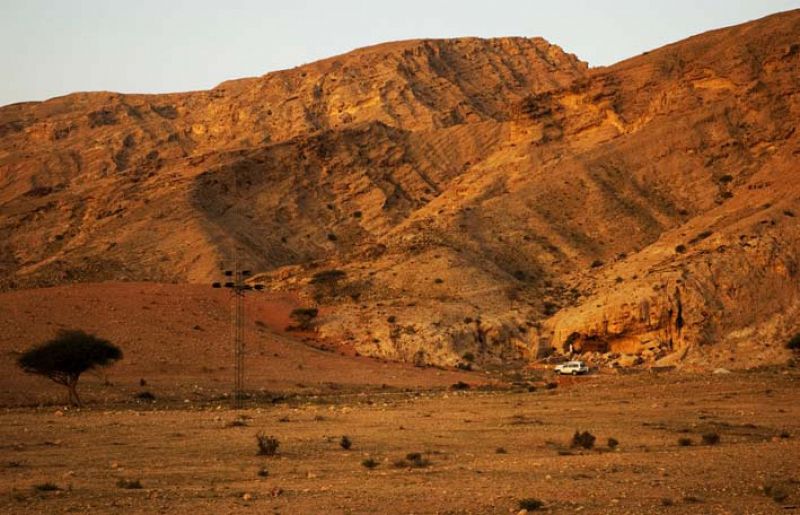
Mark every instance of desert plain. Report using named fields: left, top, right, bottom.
left=1, top=367, right=798, bottom=514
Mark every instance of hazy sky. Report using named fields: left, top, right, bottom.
left=1, top=0, right=798, bottom=107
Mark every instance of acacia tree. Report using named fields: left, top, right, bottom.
left=17, top=330, right=123, bottom=407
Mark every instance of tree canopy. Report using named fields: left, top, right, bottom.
left=17, top=330, right=122, bottom=406
left=289, top=307, right=319, bottom=330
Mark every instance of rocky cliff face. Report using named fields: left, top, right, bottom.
left=1, top=11, right=799, bottom=369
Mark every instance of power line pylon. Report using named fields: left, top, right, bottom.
left=213, top=264, right=264, bottom=409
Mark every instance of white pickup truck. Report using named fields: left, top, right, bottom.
left=554, top=360, right=589, bottom=375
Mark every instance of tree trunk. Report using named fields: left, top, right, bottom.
left=67, top=380, right=82, bottom=407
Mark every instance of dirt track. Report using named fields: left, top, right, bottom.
left=1, top=371, right=798, bottom=514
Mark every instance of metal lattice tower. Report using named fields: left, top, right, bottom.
left=213, top=265, right=264, bottom=409
left=232, top=265, right=245, bottom=408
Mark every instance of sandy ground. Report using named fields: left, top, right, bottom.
left=1, top=370, right=798, bottom=514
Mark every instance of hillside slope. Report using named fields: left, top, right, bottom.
left=0, top=283, right=477, bottom=406
left=1, top=11, right=799, bottom=369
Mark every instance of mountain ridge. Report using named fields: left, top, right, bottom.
left=1, top=10, right=799, bottom=369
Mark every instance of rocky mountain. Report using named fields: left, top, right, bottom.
left=1, top=10, right=799, bottom=369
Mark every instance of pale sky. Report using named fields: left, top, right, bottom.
left=1, top=0, right=798, bottom=107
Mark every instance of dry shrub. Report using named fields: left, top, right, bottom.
left=134, top=391, right=156, bottom=401
left=518, top=498, right=544, bottom=510
left=571, top=430, right=596, bottom=450
left=33, top=483, right=59, bottom=492
left=361, top=458, right=379, bottom=469
left=227, top=417, right=248, bottom=428
left=405, top=452, right=431, bottom=468
left=256, top=433, right=280, bottom=456
left=764, top=482, right=790, bottom=503
left=116, top=479, right=142, bottom=489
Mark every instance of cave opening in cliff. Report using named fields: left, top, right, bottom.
left=564, top=332, right=609, bottom=354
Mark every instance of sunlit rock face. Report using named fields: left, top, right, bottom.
left=1, top=11, right=799, bottom=368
